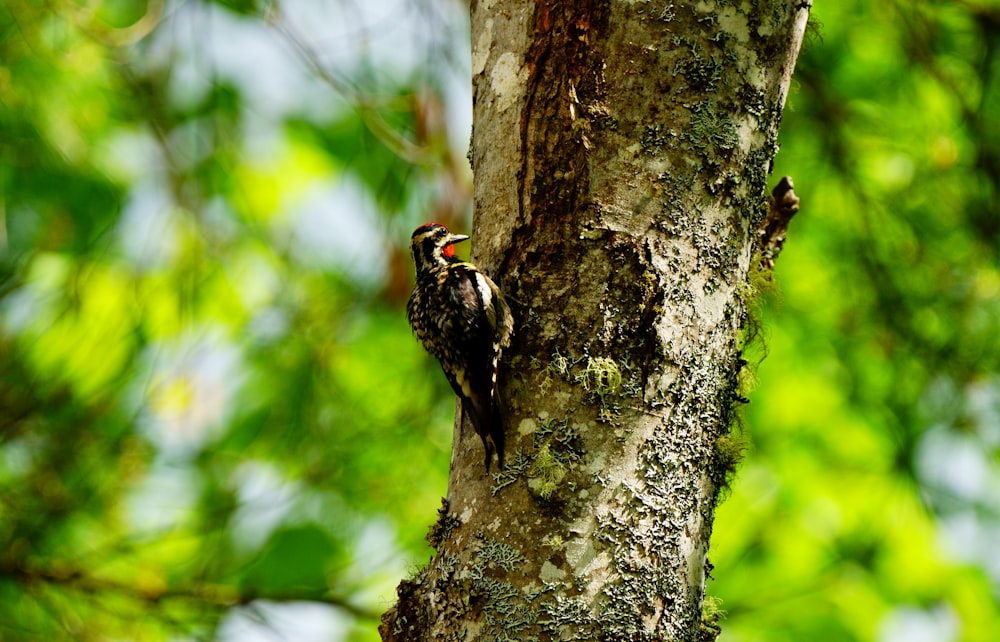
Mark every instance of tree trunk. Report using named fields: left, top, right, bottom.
left=381, top=1, right=809, bottom=640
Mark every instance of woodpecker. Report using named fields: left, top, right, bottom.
left=407, top=223, right=513, bottom=472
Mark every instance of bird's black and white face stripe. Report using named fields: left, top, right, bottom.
left=410, top=223, right=469, bottom=271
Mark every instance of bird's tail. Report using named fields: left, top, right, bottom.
left=486, top=400, right=505, bottom=472
left=467, top=398, right=505, bottom=472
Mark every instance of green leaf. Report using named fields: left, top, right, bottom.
left=242, top=523, right=338, bottom=595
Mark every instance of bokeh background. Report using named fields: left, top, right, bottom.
left=1, top=0, right=998, bottom=640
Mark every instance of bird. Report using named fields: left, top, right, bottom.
left=406, top=223, right=514, bottom=471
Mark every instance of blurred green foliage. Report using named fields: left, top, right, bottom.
left=714, top=2, right=1000, bottom=641
left=0, top=0, right=998, bottom=641
left=0, top=0, right=462, bottom=639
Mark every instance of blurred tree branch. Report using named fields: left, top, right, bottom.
left=0, top=557, right=380, bottom=621
left=269, top=0, right=434, bottom=165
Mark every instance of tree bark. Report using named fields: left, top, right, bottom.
left=382, top=1, right=809, bottom=640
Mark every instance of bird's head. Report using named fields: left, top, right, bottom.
left=410, top=223, right=469, bottom=271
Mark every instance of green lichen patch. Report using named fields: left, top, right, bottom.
left=533, top=415, right=583, bottom=456
left=548, top=348, right=572, bottom=378
left=673, top=50, right=723, bottom=92
left=468, top=536, right=535, bottom=641
left=575, top=356, right=622, bottom=398
left=509, top=353, right=643, bottom=502
left=699, top=595, right=726, bottom=642
left=538, top=594, right=595, bottom=640
left=528, top=444, right=567, bottom=500
left=490, top=449, right=533, bottom=496
left=641, top=122, right=676, bottom=154
left=490, top=411, right=584, bottom=499
left=475, top=536, right=526, bottom=572
left=533, top=348, right=572, bottom=396
left=735, top=249, right=773, bottom=308
left=711, top=433, right=747, bottom=492
left=687, top=100, right=740, bottom=155
left=574, top=356, right=630, bottom=423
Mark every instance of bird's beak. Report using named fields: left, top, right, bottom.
left=448, top=233, right=470, bottom=246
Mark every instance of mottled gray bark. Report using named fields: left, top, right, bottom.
left=381, top=1, right=809, bottom=640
